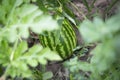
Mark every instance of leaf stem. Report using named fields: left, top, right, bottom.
left=1, top=65, right=11, bottom=80
left=10, top=39, right=18, bottom=61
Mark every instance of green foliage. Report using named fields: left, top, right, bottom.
left=0, top=0, right=61, bottom=79
left=0, top=0, right=59, bottom=43
left=0, top=40, right=61, bottom=78
left=32, top=69, right=53, bottom=80
left=64, top=12, right=120, bottom=80
left=0, top=0, right=120, bottom=79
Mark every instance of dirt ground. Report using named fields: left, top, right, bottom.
left=72, top=0, right=119, bottom=21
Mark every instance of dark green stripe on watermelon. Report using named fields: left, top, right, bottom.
left=45, top=32, right=54, bottom=50
left=39, top=35, right=46, bottom=47
left=60, top=29, right=70, bottom=58
left=61, top=25, right=72, bottom=57
left=56, top=44, right=65, bottom=59
left=64, top=20, right=76, bottom=47
left=50, top=32, right=56, bottom=50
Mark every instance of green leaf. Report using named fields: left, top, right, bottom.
left=24, top=44, right=43, bottom=56
left=14, top=41, right=28, bottom=60
left=90, top=42, right=115, bottom=73
left=106, top=13, right=120, bottom=33
left=80, top=17, right=111, bottom=43
left=23, top=0, right=31, bottom=3
left=30, top=15, right=59, bottom=34
left=78, top=61, right=91, bottom=71
left=18, top=4, right=39, bottom=18
left=80, top=19, right=101, bottom=42
left=38, top=48, right=62, bottom=65
left=15, top=0, right=23, bottom=7
left=0, top=40, right=12, bottom=64
left=8, top=60, right=31, bottom=78
left=16, top=41, right=28, bottom=54
left=23, top=45, right=61, bottom=65
left=18, top=26, right=29, bottom=38
left=0, top=0, right=60, bottom=43
left=43, top=71, right=53, bottom=80
left=6, top=27, right=17, bottom=43
left=27, top=59, right=38, bottom=67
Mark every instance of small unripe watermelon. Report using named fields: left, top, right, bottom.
left=39, top=19, right=77, bottom=59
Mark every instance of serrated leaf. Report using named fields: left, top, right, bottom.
left=27, top=59, right=38, bottom=67
left=30, top=15, right=59, bottom=34
left=1, top=1, right=59, bottom=43
left=38, top=48, right=62, bottom=65
left=20, top=9, right=42, bottom=24
left=9, top=60, right=30, bottom=78
left=24, top=44, right=43, bottom=56
left=18, top=4, right=38, bottom=17
left=16, top=41, right=28, bottom=54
